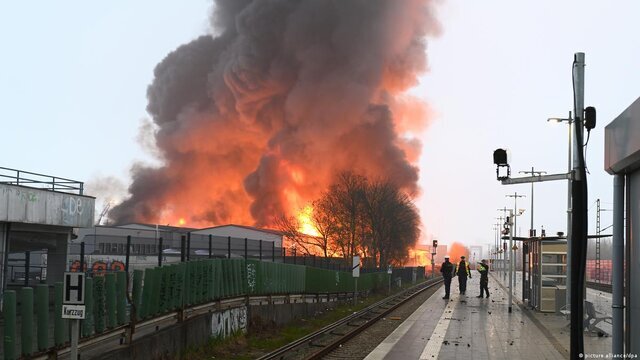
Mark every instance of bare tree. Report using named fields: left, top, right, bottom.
left=277, top=172, right=420, bottom=268
left=310, top=197, right=340, bottom=258
left=274, top=212, right=338, bottom=257
left=274, top=214, right=314, bottom=255
left=363, top=179, right=420, bottom=267
left=322, top=172, right=367, bottom=263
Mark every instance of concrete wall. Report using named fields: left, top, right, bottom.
left=92, top=300, right=340, bottom=359
left=0, top=184, right=95, bottom=228
left=93, top=309, right=227, bottom=360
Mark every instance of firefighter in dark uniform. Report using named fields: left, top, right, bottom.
left=476, top=259, right=490, bottom=298
left=455, top=256, right=471, bottom=295
left=440, top=255, right=454, bottom=299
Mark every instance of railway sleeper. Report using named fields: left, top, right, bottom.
left=309, top=341, right=327, bottom=348
left=329, top=330, right=347, bottom=336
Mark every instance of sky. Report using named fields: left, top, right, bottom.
left=1, top=1, right=639, bottom=251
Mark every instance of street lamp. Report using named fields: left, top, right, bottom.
left=547, top=112, right=573, bottom=308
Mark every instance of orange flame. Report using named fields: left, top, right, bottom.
left=297, top=205, right=320, bottom=237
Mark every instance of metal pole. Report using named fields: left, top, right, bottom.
left=79, top=242, right=85, bottom=274
left=259, top=240, right=263, bottom=261
left=566, top=111, right=573, bottom=310
left=508, top=210, right=514, bottom=313
left=0, top=223, right=10, bottom=307
left=186, top=232, right=191, bottom=261
left=354, top=278, right=358, bottom=306
left=125, top=235, right=131, bottom=273
left=24, top=250, right=30, bottom=287
left=208, top=235, right=212, bottom=259
left=431, top=252, right=435, bottom=279
left=227, top=236, right=231, bottom=259
left=272, top=242, right=275, bottom=262
left=158, top=237, right=163, bottom=267
left=506, top=193, right=524, bottom=281
left=181, top=235, right=186, bottom=262
left=70, top=319, right=79, bottom=360
left=570, top=51, right=587, bottom=359
left=612, top=174, right=624, bottom=356
left=244, top=238, right=248, bottom=259
left=624, top=173, right=631, bottom=352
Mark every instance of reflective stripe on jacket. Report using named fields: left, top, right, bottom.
left=455, top=261, right=470, bottom=277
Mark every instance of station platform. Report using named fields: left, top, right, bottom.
left=365, top=274, right=569, bottom=360
left=494, top=270, right=612, bottom=355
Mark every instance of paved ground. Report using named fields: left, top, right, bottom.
left=494, top=269, right=613, bottom=357
left=365, top=274, right=567, bottom=360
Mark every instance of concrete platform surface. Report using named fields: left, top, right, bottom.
left=365, top=274, right=568, bottom=360
left=493, top=270, right=612, bottom=357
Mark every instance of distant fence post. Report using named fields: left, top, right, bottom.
left=282, top=247, right=286, bottom=263
left=125, top=235, right=131, bottom=273
left=80, top=242, right=85, bottom=273
left=158, top=237, right=163, bottom=267
left=272, top=242, right=275, bottom=262
left=227, top=236, right=231, bottom=259
left=187, top=232, right=191, bottom=261
left=293, top=248, right=297, bottom=265
left=208, top=234, right=212, bottom=259
left=244, top=238, right=248, bottom=259
left=24, top=250, right=30, bottom=287
left=259, top=240, right=263, bottom=261
left=181, top=235, right=186, bottom=262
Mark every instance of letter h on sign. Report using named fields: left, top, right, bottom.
left=63, top=272, right=85, bottom=305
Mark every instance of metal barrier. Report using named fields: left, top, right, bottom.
left=1, top=259, right=392, bottom=359
left=0, top=166, right=84, bottom=194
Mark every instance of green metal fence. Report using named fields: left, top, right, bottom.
left=2, top=259, right=391, bottom=359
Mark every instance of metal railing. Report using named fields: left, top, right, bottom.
left=0, top=166, right=84, bottom=194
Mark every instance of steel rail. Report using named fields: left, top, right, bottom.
left=257, top=278, right=443, bottom=360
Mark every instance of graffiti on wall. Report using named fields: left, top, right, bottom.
left=246, top=263, right=256, bottom=292
left=69, top=259, right=125, bottom=275
left=211, top=306, right=247, bottom=339
left=0, top=184, right=95, bottom=227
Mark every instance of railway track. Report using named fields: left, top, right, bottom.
left=257, top=278, right=444, bottom=360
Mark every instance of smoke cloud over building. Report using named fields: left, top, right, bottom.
left=110, top=0, right=440, bottom=227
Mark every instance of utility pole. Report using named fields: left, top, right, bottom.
left=569, top=52, right=588, bottom=360
left=519, top=168, right=545, bottom=302
left=497, top=209, right=509, bottom=280
left=506, top=210, right=515, bottom=313
left=506, top=192, right=525, bottom=280
left=496, top=223, right=501, bottom=271
left=493, top=53, right=588, bottom=359
left=495, top=217, right=503, bottom=273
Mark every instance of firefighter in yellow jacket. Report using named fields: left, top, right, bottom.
left=454, top=256, right=471, bottom=295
